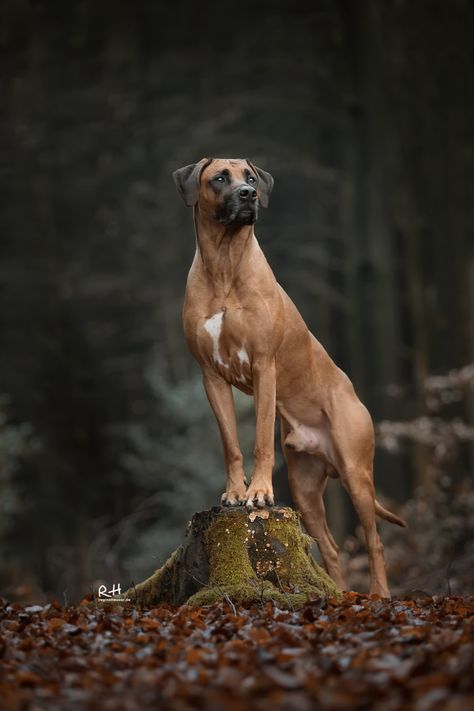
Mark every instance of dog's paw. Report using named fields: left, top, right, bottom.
left=221, top=489, right=246, bottom=507
left=243, top=482, right=274, bottom=510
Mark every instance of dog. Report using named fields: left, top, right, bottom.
left=173, top=157, right=406, bottom=597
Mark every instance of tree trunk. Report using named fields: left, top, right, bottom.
left=126, top=507, right=340, bottom=608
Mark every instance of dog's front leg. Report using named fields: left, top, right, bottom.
left=245, top=358, right=276, bottom=509
left=203, top=370, right=247, bottom=506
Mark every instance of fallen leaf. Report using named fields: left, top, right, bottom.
left=249, top=510, right=270, bottom=521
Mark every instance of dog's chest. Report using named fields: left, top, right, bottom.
left=197, top=307, right=252, bottom=387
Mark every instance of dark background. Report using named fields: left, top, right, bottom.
left=1, top=0, right=473, bottom=601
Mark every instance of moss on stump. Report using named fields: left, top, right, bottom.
left=126, top=506, right=340, bottom=608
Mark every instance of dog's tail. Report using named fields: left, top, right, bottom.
left=375, top=499, right=407, bottom=527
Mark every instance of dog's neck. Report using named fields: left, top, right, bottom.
left=193, top=206, right=254, bottom=298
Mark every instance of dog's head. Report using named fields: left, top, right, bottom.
left=172, top=158, right=274, bottom=226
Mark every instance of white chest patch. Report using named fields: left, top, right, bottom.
left=237, top=347, right=250, bottom=365
left=235, top=346, right=251, bottom=386
left=203, top=311, right=229, bottom=368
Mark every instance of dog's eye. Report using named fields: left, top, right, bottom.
left=248, top=176, right=256, bottom=184
left=214, top=176, right=225, bottom=183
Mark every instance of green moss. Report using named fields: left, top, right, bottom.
left=186, top=508, right=257, bottom=605
left=264, top=512, right=339, bottom=599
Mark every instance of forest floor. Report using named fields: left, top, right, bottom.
left=0, top=593, right=473, bottom=710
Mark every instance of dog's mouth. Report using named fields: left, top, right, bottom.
left=216, top=198, right=258, bottom=226
left=233, top=207, right=257, bottom=225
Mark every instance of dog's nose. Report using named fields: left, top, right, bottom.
left=239, top=186, right=257, bottom=201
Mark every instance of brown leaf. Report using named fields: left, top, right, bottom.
left=249, top=510, right=270, bottom=521
left=48, top=617, right=65, bottom=629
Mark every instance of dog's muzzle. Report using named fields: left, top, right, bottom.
left=217, top=185, right=259, bottom=225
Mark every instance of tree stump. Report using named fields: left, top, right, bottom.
left=126, top=506, right=340, bottom=608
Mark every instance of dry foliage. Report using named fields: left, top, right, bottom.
left=0, top=594, right=473, bottom=710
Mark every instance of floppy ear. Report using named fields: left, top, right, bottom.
left=246, top=160, right=274, bottom=208
left=172, top=159, right=212, bottom=207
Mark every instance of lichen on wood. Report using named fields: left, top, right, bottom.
left=127, top=506, right=340, bottom=609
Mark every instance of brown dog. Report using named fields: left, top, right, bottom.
left=173, top=157, right=405, bottom=597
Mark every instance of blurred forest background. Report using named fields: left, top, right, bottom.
left=0, top=0, right=473, bottom=602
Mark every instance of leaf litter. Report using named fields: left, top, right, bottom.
left=0, top=593, right=472, bottom=710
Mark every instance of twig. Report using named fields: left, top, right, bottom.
left=247, top=574, right=267, bottom=608
left=446, top=560, right=454, bottom=596
left=223, top=594, right=237, bottom=616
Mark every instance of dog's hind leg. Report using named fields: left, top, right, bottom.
left=281, top=418, right=347, bottom=590
left=339, top=462, right=390, bottom=597
left=331, top=402, right=390, bottom=598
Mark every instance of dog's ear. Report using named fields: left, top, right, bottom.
left=246, top=160, right=274, bottom=208
left=172, top=159, right=212, bottom=207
